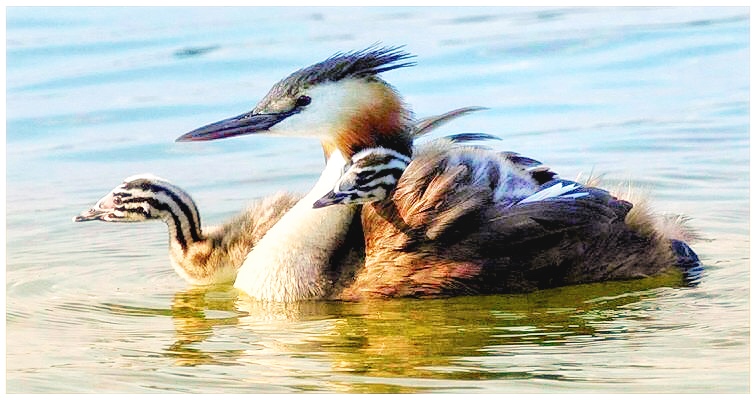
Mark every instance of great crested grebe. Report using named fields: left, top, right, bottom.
left=177, top=46, right=703, bottom=300
left=74, top=108, right=478, bottom=290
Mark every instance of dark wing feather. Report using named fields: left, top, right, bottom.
left=468, top=192, right=676, bottom=291
left=411, top=106, right=488, bottom=138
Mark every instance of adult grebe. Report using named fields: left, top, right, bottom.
left=177, top=46, right=703, bottom=300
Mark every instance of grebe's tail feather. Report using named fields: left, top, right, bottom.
left=671, top=239, right=704, bottom=286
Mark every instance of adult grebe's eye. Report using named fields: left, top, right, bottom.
left=295, top=95, right=312, bottom=107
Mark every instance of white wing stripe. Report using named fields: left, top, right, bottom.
left=517, top=182, right=588, bottom=204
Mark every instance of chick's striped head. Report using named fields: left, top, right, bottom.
left=313, top=147, right=410, bottom=208
left=74, top=174, right=196, bottom=224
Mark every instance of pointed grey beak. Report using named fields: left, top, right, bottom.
left=175, top=110, right=294, bottom=142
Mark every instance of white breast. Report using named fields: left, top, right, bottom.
left=233, top=152, right=357, bottom=302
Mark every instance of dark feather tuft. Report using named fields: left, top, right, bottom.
left=313, top=45, right=416, bottom=81
left=500, top=152, right=544, bottom=168
left=445, top=133, right=502, bottom=143
left=267, top=45, right=415, bottom=98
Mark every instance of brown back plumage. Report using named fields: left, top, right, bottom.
left=338, top=141, right=693, bottom=300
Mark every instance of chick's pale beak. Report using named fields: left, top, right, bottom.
left=312, top=190, right=348, bottom=209
left=73, top=207, right=110, bottom=222
left=73, top=193, right=117, bottom=222
left=175, top=111, right=292, bottom=142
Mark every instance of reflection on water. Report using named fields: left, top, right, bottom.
left=130, top=272, right=688, bottom=390
left=167, top=289, right=243, bottom=367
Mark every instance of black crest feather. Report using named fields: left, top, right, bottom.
left=259, top=45, right=415, bottom=104
left=294, top=45, right=414, bottom=85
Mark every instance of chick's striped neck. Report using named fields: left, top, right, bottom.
left=121, top=179, right=203, bottom=252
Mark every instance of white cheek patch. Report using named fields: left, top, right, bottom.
left=267, top=79, right=370, bottom=139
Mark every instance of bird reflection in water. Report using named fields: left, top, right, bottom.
left=132, top=270, right=686, bottom=380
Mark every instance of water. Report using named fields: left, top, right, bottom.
left=5, top=6, right=749, bottom=393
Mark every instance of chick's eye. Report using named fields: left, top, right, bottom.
left=295, top=95, right=311, bottom=107
left=113, top=197, right=122, bottom=205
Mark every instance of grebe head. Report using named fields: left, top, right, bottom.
left=74, top=174, right=196, bottom=224
left=176, top=46, right=416, bottom=159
